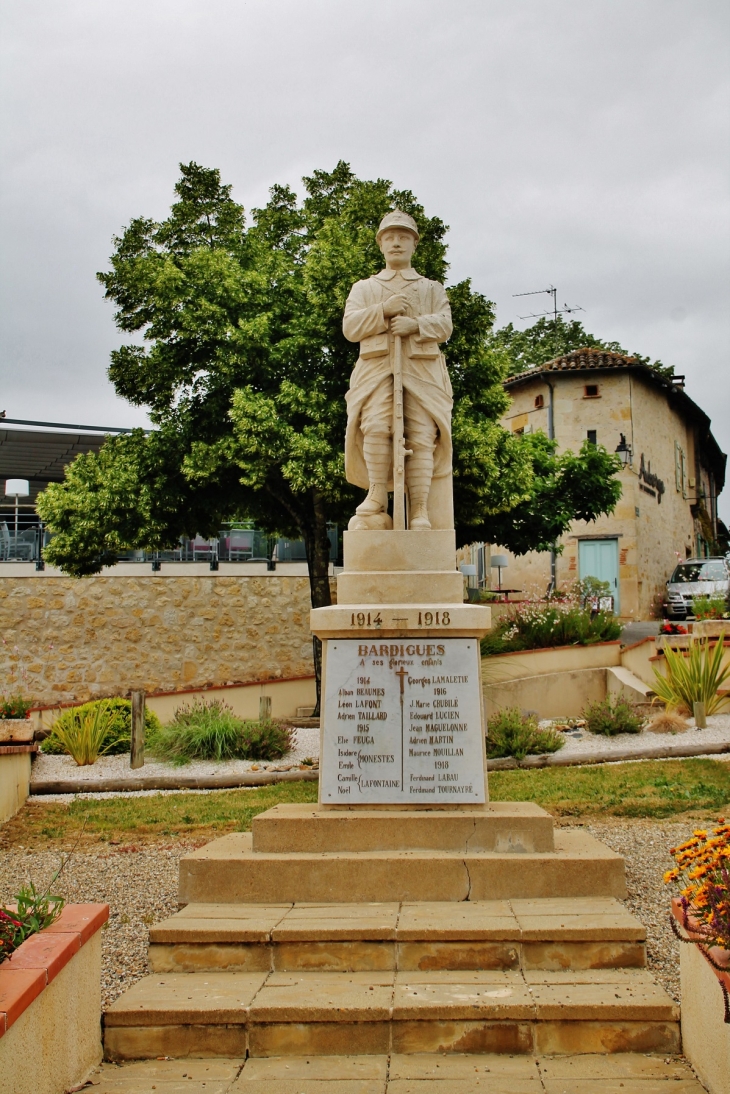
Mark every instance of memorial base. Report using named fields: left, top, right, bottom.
left=312, top=529, right=491, bottom=807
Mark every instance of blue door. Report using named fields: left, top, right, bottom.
left=578, top=539, right=620, bottom=614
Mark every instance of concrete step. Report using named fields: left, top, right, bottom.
left=103, top=967, right=679, bottom=1061
left=178, top=830, right=626, bottom=905
left=148, top=898, right=646, bottom=974
left=251, top=803, right=555, bottom=854
left=89, top=1051, right=707, bottom=1093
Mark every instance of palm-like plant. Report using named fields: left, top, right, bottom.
left=50, top=699, right=119, bottom=765
left=652, top=634, right=730, bottom=717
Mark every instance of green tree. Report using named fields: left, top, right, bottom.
left=491, top=313, right=671, bottom=377
left=37, top=162, right=623, bottom=703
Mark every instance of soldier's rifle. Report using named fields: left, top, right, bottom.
left=392, top=333, right=412, bottom=530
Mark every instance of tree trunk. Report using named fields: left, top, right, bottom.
left=301, top=489, right=333, bottom=717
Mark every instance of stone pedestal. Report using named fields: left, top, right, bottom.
left=312, top=530, right=491, bottom=807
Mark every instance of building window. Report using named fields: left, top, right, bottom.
left=534, top=394, right=544, bottom=409
left=584, top=384, right=600, bottom=398
left=587, top=430, right=597, bottom=446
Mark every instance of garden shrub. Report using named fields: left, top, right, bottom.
left=481, top=601, right=621, bottom=656
left=486, top=707, right=565, bottom=761
left=148, top=697, right=295, bottom=766
left=583, top=695, right=643, bottom=736
left=42, top=697, right=162, bottom=755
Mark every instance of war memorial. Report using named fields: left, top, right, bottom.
left=102, top=212, right=680, bottom=1075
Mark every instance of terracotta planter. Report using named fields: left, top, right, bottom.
left=671, top=898, right=730, bottom=1094
left=671, top=896, right=730, bottom=986
left=0, top=903, right=109, bottom=1094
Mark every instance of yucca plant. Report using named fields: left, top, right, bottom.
left=49, top=698, right=120, bottom=765
left=652, top=634, right=730, bottom=717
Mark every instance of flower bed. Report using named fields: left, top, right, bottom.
left=481, top=598, right=622, bottom=656
left=0, top=903, right=109, bottom=1094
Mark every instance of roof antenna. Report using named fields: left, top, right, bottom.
left=513, top=286, right=584, bottom=359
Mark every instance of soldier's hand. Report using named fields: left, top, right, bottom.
left=390, top=316, right=420, bottom=337
left=383, top=294, right=408, bottom=318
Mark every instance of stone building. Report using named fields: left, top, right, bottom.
left=494, top=349, right=726, bottom=620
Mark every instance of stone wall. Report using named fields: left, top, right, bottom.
left=0, top=573, right=315, bottom=704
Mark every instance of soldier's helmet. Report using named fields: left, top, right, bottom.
left=376, top=210, right=420, bottom=245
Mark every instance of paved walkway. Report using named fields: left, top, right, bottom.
left=621, top=620, right=661, bottom=645
left=89, top=1053, right=707, bottom=1092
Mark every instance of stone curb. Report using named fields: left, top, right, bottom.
left=27, top=740, right=730, bottom=793
left=487, top=739, right=730, bottom=770
left=29, top=769, right=319, bottom=796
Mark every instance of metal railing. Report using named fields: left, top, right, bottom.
left=0, top=518, right=339, bottom=571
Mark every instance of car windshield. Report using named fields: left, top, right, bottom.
left=670, top=562, right=727, bottom=583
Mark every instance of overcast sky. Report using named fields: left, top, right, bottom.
left=2, top=0, right=729, bottom=520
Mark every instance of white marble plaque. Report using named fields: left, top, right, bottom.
left=321, top=638, right=486, bottom=804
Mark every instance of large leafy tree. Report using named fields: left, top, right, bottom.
left=38, top=162, right=623, bottom=698
left=491, top=313, right=671, bottom=377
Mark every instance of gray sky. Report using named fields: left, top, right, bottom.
left=2, top=0, right=729, bottom=520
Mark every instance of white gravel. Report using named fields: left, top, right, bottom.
left=31, top=726, right=321, bottom=786
left=578, top=819, right=710, bottom=1004
left=545, top=712, right=730, bottom=760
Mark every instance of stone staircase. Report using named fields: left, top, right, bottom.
left=103, top=803, right=684, bottom=1070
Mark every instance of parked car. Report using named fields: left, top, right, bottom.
left=663, top=556, right=730, bottom=620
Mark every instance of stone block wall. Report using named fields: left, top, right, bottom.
left=0, top=574, right=315, bottom=704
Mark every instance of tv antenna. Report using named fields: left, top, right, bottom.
left=513, top=286, right=583, bottom=324
left=512, top=286, right=584, bottom=360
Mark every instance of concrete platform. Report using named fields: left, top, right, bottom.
left=103, top=968, right=679, bottom=1061
left=251, top=803, right=555, bottom=854
left=88, top=1052, right=707, bottom=1093
left=178, top=829, right=627, bottom=905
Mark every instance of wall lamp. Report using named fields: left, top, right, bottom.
left=615, top=434, right=633, bottom=468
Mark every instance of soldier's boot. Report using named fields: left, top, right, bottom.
left=356, top=434, right=391, bottom=516
left=407, top=448, right=433, bottom=530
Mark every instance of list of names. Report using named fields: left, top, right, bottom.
left=321, top=638, right=486, bottom=804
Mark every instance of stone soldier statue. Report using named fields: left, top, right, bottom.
left=343, top=210, right=454, bottom=531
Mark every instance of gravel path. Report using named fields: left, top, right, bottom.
left=0, top=843, right=195, bottom=1009
left=0, top=816, right=705, bottom=1010
left=545, top=712, right=730, bottom=761
left=581, top=819, right=698, bottom=1003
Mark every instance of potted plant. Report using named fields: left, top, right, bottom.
left=665, top=820, right=730, bottom=1092
left=0, top=694, right=34, bottom=743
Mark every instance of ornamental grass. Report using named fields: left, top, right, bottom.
left=148, top=698, right=295, bottom=766
left=44, top=699, right=121, bottom=766
left=652, top=634, right=730, bottom=716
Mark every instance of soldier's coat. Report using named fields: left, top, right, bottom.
left=343, top=267, right=453, bottom=490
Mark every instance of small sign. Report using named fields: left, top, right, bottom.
left=321, top=638, right=486, bottom=804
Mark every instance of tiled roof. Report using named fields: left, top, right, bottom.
left=506, top=347, right=639, bottom=383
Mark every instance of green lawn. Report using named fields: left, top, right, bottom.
left=1, top=759, right=728, bottom=850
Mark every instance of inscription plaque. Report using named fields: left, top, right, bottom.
left=321, top=638, right=486, bottom=804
